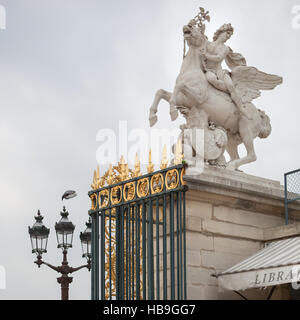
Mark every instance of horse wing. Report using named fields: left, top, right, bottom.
left=231, top=66, right=283, bottom=103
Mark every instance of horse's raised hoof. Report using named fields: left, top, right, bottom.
left=149, top=114, right=158, bottom=127
left=170, top=109, right=179, bottom=121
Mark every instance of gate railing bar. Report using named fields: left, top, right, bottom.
left=179, top=191, right=183, bottom=300
left=163, top=193, right=167, bottom=300
left=142, top=200, right=147, bottom=300
left=128, top=204, right=131, bottom=300
left=183, top=190, right=187, bottom=300
left=100, top=210, right=105, bottom=299
left=176, top=191, right=180, bottom=300
left=121, top=206, right=125, bottom=299
left=135, top=202, right=140, bottom=300
left=148, top=199, right=154, bottom=299
left=170, top=192, right=175, bottom=300
left=115, top=207, right=120, bottom=300
left=91, top=212, right=99, bottom=300
left=109, top=209, right=112, bottom=300
left=155, top=197, right=160, bottom=300
left=126, top=205, right=129, bottom=300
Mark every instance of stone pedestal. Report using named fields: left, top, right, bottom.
left=184, top=167, right=300, bottom=300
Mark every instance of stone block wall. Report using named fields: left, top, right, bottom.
left=183, top=168, right=300, bottom=300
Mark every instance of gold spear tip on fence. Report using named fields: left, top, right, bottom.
left=160, top=144, right=168, bottom=170
left=134, top=153, right=141, bottom=177
left=135, top=152, right=139, bottom=165
left=147, top=149, right=154, bottom=173
left=96, top=165, right=100, bottom=180
left=120, top=155, right=126, bottom=165
left=119, top=155, right=128, bottom=181
left=107, top=163, right=114, bottom=185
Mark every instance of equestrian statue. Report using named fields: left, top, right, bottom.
left=149, top=8, right=282, bottom=172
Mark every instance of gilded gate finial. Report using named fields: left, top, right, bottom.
left=107, top=164, right=114, bottom=185
left=119, top=155, right=128, bottom=181
left=95, top=165, right=100, bottom=188
left=91, top=166, right=103, bottom=190
left=91, top=144, right=184, bottom=190
left=96, top=165, right=100, bottom=180
left=134, top=153, right=141, bottom=177
left=160, top=145, right=168, bottom=170
left=147, top=150, right=154, bottom=173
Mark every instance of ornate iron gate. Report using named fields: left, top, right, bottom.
left=88, top=154, right=187, bottom=300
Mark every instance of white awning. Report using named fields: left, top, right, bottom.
left=215, top=237, right=300, bottom=291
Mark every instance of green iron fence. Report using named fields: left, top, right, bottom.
left=284, top=169, right=300, bottom=225
left=88, top=164, right=187, bottom=300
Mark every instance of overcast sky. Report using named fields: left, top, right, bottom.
left=0, top=0, right=299, bottom=300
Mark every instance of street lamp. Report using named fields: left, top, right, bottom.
left=28, top=210, right=50, bottom=255
left=80, top=218, right=92, bottom=260
left=28, top=207, right=91, bottom=300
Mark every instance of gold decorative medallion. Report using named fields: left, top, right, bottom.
left=165, top=169, right=179, bottom=190
left=99, top=190, right=110, bottom=208
left=150, top=173, right=164, bottom=194
left=110, top=186, right=122, bottom=205
left=136, top=178, right=150, bottom=198
left=123, top=182, right=136, bottom=202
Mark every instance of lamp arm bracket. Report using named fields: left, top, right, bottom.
left=43, top=261, right=61, bottom=273
left=34, top=257, right=61, bottom=273
left=69, top=263, right=91, bottom=273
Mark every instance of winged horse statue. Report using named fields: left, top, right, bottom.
left=149, top=10, right=282, bottom=171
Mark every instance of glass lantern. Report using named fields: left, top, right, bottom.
left=28, top=210, right=50, bottom=255
left=80, top=218, right=92, bottom=260
left=55, top=206, right=75, bottom=249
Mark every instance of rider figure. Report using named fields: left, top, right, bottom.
left=202, top=23, right=250, bottom=119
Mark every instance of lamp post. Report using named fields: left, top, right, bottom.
left=28, top=206, right=91, bottom=300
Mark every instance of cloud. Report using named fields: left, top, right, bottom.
left=0, top=0, right=299, bottom=299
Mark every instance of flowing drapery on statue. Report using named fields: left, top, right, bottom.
left=149, top=8, right=282, bottom=173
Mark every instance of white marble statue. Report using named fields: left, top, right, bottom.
left=149, top=8, right=283, bottom=172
